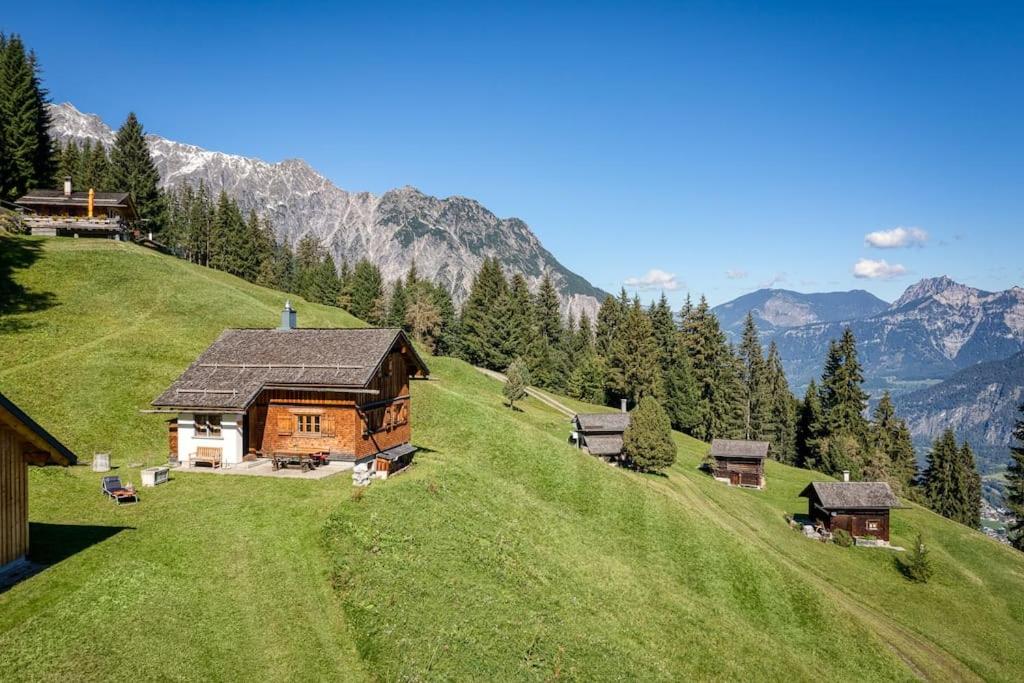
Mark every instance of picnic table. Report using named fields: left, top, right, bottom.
left=270, top=451, right=329, bottom=472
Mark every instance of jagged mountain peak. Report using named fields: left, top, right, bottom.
left=892, top=275, right=980, bottom=308
left=46, top=102, right=606, bottom=317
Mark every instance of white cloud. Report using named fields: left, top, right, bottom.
left=725, top=269, right=748, bottom=279
left=864, top=226, right=928, bottom=249
left=623, top=269, right=681, bottom=291
left=852, top=258, right=907, bottom=280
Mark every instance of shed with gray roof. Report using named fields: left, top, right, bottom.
left=799, top=481, right=902, bottom=542
left=709, top=439, right=768, bottom=489
left=571, top=410, right=630, bottom=459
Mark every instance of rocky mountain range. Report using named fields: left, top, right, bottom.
left=896, top=352, right=1023, bottom=473
left=713, top=288, right=889, bottom=338
left=46, top=102, right=606, bottom=317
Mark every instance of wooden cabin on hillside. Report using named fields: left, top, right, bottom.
left=0, top=391, right=77, bottom=572
left=151, top=303, right=429, bottom=473
left=709, top=439, right=768, bottom=489
left=571, top=404, right=630, bottom=460
left=14, top=177, right=137, bottom=239
left=799, top=479, right=901, bottom=542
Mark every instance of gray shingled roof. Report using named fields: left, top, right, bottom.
left=16, top=189, right=133, bottom=207
left=710, top=439, right=770, bottom=459
left=574, top=412, right=630, bottom=433
left=583, top=434, right=624, bottom=456
left=152, top=328, right=428, bottom=411
left=799, top=481, right=901, bottom=510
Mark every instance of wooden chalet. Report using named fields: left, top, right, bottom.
left=798, top=479, right=901, bottom=542
left=151, top=303, right=429, bottom=473
left=571, top=405, right=630, bottom=459
left=709, top=439, right=768, bottom=489
left=14, top=177, right=137, bottom=238
left=0, top=391, right=77, bottom=572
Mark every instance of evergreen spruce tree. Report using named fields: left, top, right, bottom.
left=737, top=313, right=770, bottom=440
left=1006, top=403, right=1024, bottom=551
left=902, top=534, right=933, bottom=583
left=54, top=140, right=81, bottom=186
left=527, top=273, right=567, bottom=391
left=795, top=380, right=824, bottom=469
left=458, top=257, right=508, bottom=370
left=649, top=293, right=677, bottom=371
left=663, top=338, right=700, bottom=433
left=387, top=278, right=409, bottom=329
left=567, top=352, right=606, bottom=404
left=680, top=296, right=744, bottom=440
left=820, top=328, right=870, bottom=438
left=349, top=258, right=384, bottom=324
left=622, top=396, right=676, bottom=473
left=606, top=297, right=663, bottom=406
left=923, top=429, right=963, bottom=524
left=870, top=391, right=918, bottom=493
left=81, top=139, right=111, bottom=191
left=0, top=34, right=55, bottom=201
left=594, top=292, right=625, bottom=363
left=405, top=285, right=443, bottom=352
left=503, top=358, right=529, bottom=410
left=109, top=112, right=165, bottom=232
left=763, top=342, right=797, bottom=463
left=501, top=273, right=534, bottom=364
left=957, top=441, right=982, bottom=529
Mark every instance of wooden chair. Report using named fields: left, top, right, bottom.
left=190, top=446, right=223, bottom=469
left=101, top=476, right=138, bottom=505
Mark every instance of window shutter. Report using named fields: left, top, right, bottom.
left=322, top=415, right=335, bottom=437
left=277, top=414, right=293, bottom=435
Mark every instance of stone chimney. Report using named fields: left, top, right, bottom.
left=279, top=301, right=297, bottom=330
left=620, top=398, right=628, bottom=413
left=842, top=470, right=850, bottom=483
left=63, top=176, right=72, bottom=197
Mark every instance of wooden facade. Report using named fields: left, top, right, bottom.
left=248, top=348, right=413, bottom=459
left=0, top=393, right=76, bottom=570
left=711, top=457, right=764, bottom=488
left=799, top=481, right=901, bottom=542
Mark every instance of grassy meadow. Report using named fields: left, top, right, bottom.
left=2, top=237, right=1023, bottom=681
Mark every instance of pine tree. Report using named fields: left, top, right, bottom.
left=594, top=292, right=625, bottom=362
left=820, top=328, right=869, bottom=438
left=680, top=296, right=744, bottom=440
left=501, top=273, right=534, bottom=364
left=649, top=293, right=677, bottom=372
left=902, top=533, right=933, bottom=583
left=606, top=297, right=663, bottom=406
left=663, top=338, right=700, bottom=433
left=503, top=358, right=529, bottom=409
left=387, top=278, right=409, bottom=329
left=870, top=391, right=918, bottom=493
left=527, top=273, right=568, bottom=391
left=795, top=380, right=824, bottom=469
left=923, top=429, right=980, bottom=528
left=567, top=352, right=606, bottom=404
left=109, top=112, right=165, bottom=232
left=0, top=35, right=55, bottom=201
left=459, top=257, right=508, bottom=370
left=81, top=139, right=111, bottom=191
left=1007, top=403, right=1024, bottom=551
left=349, top=258, right=384, bottom=324
left=622, top=396, right=676, bottom=473
left=763, top=342, right=797, bottom=463
left=54, top=140, right=81, bottom=186
left=737, top=313, right=770, bottom=440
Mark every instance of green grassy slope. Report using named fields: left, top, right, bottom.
left=2, top=237, right=1023, bottom=681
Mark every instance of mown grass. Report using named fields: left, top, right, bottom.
left=2, top=237, right=1023, bottom=681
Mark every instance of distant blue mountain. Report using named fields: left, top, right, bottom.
left=713, top=288, right=889, bottom=338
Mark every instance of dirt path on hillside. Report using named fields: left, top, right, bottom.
left=474, top=367, right=577, bottom=418
left=645, top=474, right=981, bottom=682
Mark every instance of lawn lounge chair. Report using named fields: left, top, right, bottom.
left=101, top=476, right=139, bottom=505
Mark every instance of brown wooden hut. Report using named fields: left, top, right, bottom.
left=151, top=303, right=429, bottom=472
left=0, top=392, right=77, bottom=572
left=571, top=410, right=630, bottom=459
left=798, top=480, right=901, bottom=542
left=14, top=177, right=137, bottom=238
left=709, top=439, right=768, bottom=488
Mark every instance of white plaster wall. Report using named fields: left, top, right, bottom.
left=176, top=413, right=245, bottom=466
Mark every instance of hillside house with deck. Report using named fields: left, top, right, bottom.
left=798, top=479, right=901, bottom=542
left=571, top=405, right=630, bottom=460
left=151, top=304, right=429, bottom=473
left=14, top=177, right=137, bottom=239
left=0, top=392, right=77, bottom=573
left=709, top=439, right=768, bottom=488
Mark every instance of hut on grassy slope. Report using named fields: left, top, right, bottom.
left=798, top=480, right=902, bottom=542
left=0, top=392, right=77, bottom=572
left=14, top=178, right=137, bottom=239
left=151, top=303, right=429, bottom=474
left=709, top=439, right=768, bottom=489
left=571, top=404, right=630, bottom=460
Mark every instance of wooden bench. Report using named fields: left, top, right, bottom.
left=190, top=446, right=223, bottom=469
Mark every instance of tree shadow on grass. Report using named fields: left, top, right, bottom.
left=0, top=236, right=57, bottom=334
left=0, top=522, right=132, bottom=593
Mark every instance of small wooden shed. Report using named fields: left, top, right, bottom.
left=798, top=481, right=901, bottom=542
left=709, top=439, right=768, bottom=488
left=0, top=392, right=77, bottom=571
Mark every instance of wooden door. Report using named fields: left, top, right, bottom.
left=729, top=471, right=740, bottom=486
left=167, top=421, right=178, bottom=459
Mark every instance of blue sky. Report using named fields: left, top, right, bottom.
left=5, top=1, right=1022, bottom=306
